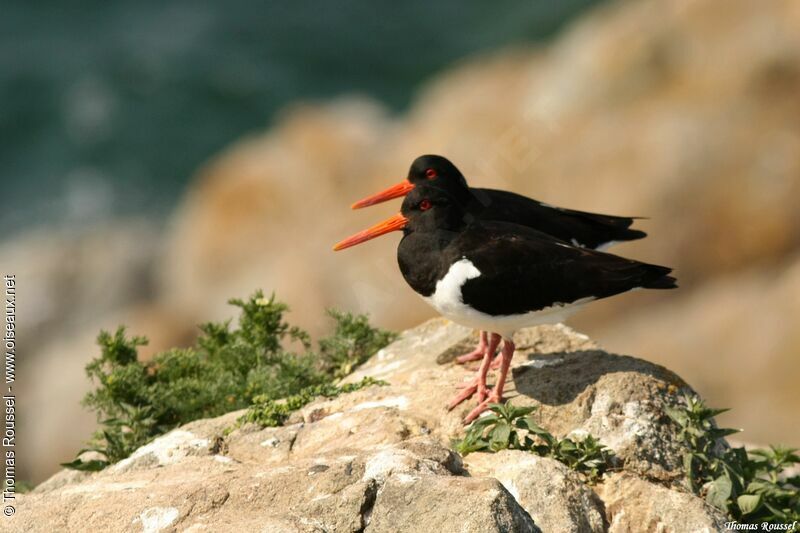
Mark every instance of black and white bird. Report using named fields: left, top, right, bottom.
left=351, top=154, right=647, bottom=366
left=335, top=184, right=676, bottom=422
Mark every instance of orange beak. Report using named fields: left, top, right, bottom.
left=350, top=179, right=415, bottom=209
left=333, top=213, right=408, bottom=251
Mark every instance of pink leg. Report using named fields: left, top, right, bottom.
left=447, top=334, right=501, bottom=410
left=476, top=334, right=501, bottom=402
left=464, top=338, right=516, bottom=423
left=455, top=331, right=488, bottom=364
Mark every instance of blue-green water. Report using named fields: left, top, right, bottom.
left=0, top=0, right=603, bottom=238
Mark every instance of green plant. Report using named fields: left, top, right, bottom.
left=63, top=291, right=395, bottom=471
left=318, top=309, right=397, bottom=379
left=665, top=394, right=800, bottom=523
left=236, top=376, right=387, bottom=428
left=455, top=401, right=615, bottom=482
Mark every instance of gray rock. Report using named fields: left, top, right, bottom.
left=348, top=320, right=693, bottom=481
left=506, top=327, right=692, bottom=481
left=594, top=473, right=727, bottom=533
left=465, top=451, right=605, bottom=533
left=16, top=320, right=724, bottom=532
left=367, top=475, right=538, bottom=533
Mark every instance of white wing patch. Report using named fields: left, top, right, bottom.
left=422, top=257, right=593, bottom=339
left=425, top=258, right=481, bottom=314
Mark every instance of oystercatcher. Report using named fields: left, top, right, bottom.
left=351, top=155, right=645, bottom=249
left=351, top=154, right=648, bottom=367
left=334, top=184, right=676, bottom=422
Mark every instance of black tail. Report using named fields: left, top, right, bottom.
left=472, top=188, right=649, bottom=249
left=601, top=226, right=648, bottom=246
left=641, top=264, right=678, bottom=290
left=560, top=209, right=648, bottom=246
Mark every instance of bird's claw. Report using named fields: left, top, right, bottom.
left=464, top=392, right=502, bottom=424
left=454, top=345, right=485, bottom=364
left=447, top=381, right=478, bottom=410
left=449, top=377, right=489, bottom=409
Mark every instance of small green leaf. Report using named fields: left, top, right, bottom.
left=489, top=424, right=512, bottom=451
left=736, top=494, right=762, bottom=515
left=517, top=417, right=551, bottom=437
left=507, top=403, right=537, bottom=420
left=706, top=476, right=732, bottom=510
left=707, top=407, right=731, bottom=417
left=664, top=405, right=688, bottom=426
left=709, top=427, right=740, bottom=439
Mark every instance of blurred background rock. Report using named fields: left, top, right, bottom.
left=3, top=0, right=799, bottom=484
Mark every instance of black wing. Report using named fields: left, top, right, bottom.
left=470, top=188, right=646, bottom=249
left=454, top=221, right=674, bottom=316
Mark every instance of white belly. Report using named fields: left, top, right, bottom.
left=421, top=258, right=593, bottom=339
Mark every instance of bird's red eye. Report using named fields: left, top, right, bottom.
left=419, top=199, right=432, bottom=211
left=425, top=168, right=437, bottom=179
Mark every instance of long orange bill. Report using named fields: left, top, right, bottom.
left=350, top=179, right=415, bottom=209
left=333, top=213, right=408, bottom=251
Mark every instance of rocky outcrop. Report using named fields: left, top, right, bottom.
left=464, top=452, right=606, bottom=533
left=595, top=473, right=727, bottom=533
left=13, top=0, right=800, bottom=488
left=15, top=321, right=727, bottom=532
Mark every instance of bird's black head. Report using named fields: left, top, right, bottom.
left=400, top=183, right=470, bottom=234
left=350, top=154, right=471, bottom=210
left=407, top=155, right=468, bottom=188
left=333, top=183, right=473, bottom=250
left=334, top=167, right=471, bottom=250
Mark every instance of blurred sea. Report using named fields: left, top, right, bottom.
left=0, top=0, right=600, bottom=238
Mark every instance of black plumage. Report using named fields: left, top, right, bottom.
left=467, top=188, right=646, bottom=249
left=360, top=154, right=646, bottom=250
left=396, top=186, right=675, bottom=318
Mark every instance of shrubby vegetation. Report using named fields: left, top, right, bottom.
left=665, top=394, right=800, bottom=523
left=456, top=397, right=800, bottom=523
left=63, top=291, right=395, bottom=471
left=455, top=401, right=615, bottom=482
left=236, top=376, right=386, bottom=428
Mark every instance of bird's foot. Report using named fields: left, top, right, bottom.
left=454, top=345, right=486, bottom=364
left=448, top=377, right=490, bottom=408
left=463, top=390, right=503, bottom=424
left=447, top=380, right=477, bottom=410
left=448, top=375, right=489, bottom=410
left=454, top=332, right=489, bottom=364
left=449, top=333, right=502, bottom=415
